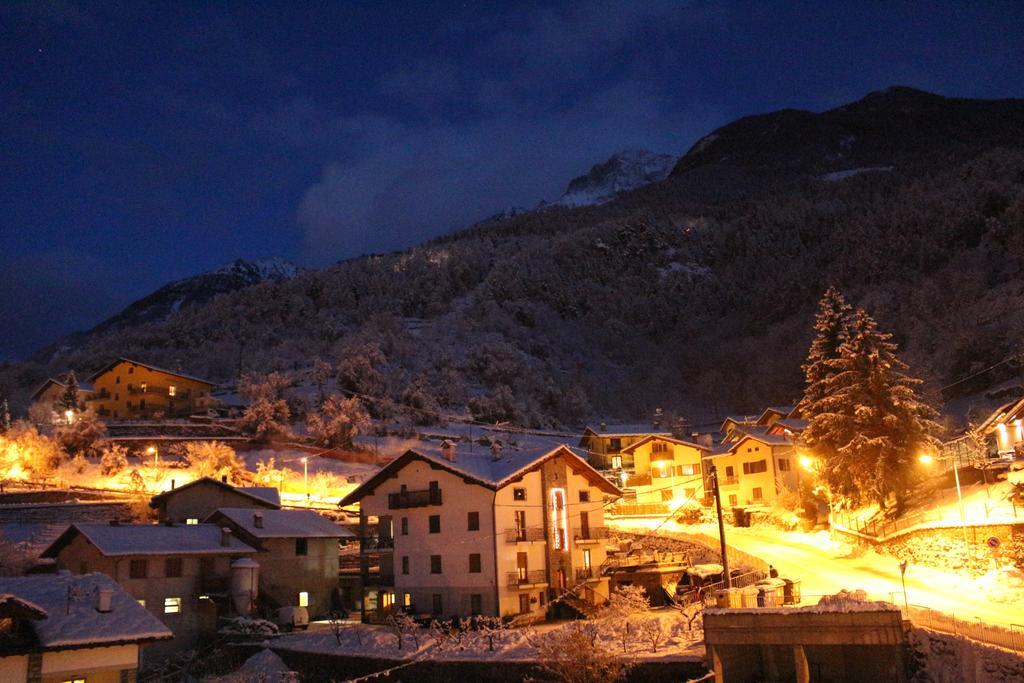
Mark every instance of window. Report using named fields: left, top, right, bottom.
left=516, top=552, right=528, bottom=580
left=295, top=538, right=309, bottom=555
left=137, top=599, right=146, bottom=608
left=519, top=594, right=531, bottom=614
left=140, top=381, right=147, bottom=392
left=470, top=593, right=482, bottom=615
left=778, top=458, right=791, bottom=472
left=583, top=548, right=592, bottom=570
left=661, top=489, right=674, bottom=502
left=163, top=597, right=181, bottom=614
left=402, top=556, right=409, bottom=575
left=381, top=592, right=393, bottom=609
left=129, top=559, right=148, bottom=579
left=128, top=366, right=134, bottom=374
left=751, top=487, right=763, bottom=501
left=725, top=465, right=734, bottom=477
left=401, top=517, right=408, bottom=535
left=165, top=558, right=183, bottom=578
left=298, top=591, right=309, bottom=608
left=578, top=490, right=590, bottom=503
left=652, top=441, right=668, bottom=453
left=609, top=438, right=622, bottom=451
left=728, top=494, right=738, bottom=506
left=60, top=679, right=85, bottom=683
left=743, top=460, right=768, bottom=475
left=467, top=511, right=479, bottom=531
left=199, top=557, right=215, bottom=576
left=115, top=376, right=121, bottom=384
left=127, top=400, right=133, bottom=410
left=186, top=518, right=199, bottom=525
left=403, top=593, right=412, bottom=608
left=681, top=463, right=698, bottom=476
left=168, top=385, right=177, bottom=397
left=469, top=553, right=481, bottom=573
left=610, top=455, right=622, bottom=469
left=514, top=510, right=527, bottom=540
left=428, top=515, right=441, bottom=534
left=513, top=487, right=527, bottom=501
left=430, top=555, right=442, bottom=573
left=432, top=594, right=443, bottom=615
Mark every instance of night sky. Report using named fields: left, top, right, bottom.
left=2, top=1, right=1023, bottom=360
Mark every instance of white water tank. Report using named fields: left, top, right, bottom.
left=230, top=557, right=260, bottom=615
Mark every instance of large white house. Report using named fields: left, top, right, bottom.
left=340, top=442, right=621, bottom=622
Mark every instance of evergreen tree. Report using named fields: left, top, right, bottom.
left=0, top=398, right=10, bottom=433
left=58, top=371, right=81, bottom=415
left=798, top=287, right=854, bottom=414
left=803, top=309, right=939, bottom=509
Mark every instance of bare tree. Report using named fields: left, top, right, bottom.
left=531, top=622, right=630, bottom=683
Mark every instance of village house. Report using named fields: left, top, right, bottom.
left=579, top=423, right=672, bottom=471
left=150, top=476, right=281, bottom=524
left=29, top=378, right=94, bottom=423
left=40, top=523, right=257, bottom=659
left=719, top=415, right=758, bottom=443
left=86, top=358, right=218, bottom=419
left=705, top=431, right=799, bottom=508
left=614, top=435, right=711, bottom=515
left=203, top=507, right=352, bottom=617
left=0, top=573, right=172, bottom=683
left=961, top=395, right=1024, bottom=463
left=340, top=443, right=621, bottom=623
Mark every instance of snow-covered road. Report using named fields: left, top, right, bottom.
left=611, top=519, right=1024, bottom=629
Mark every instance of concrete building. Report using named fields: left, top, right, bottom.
left=705, top=431, right=799, bottom=508
left=150, top=477, right=281, bottom=524
left=204, top=507, right=353, bottom=617
left=40, top=523, right=257, bottom=660
left=86, top=358, right=218, bottom=419
left=341, top=443, right=621, bottom=623
left=703, top=605, right=910, bottom=682
left=615, top=435, right=711, bottom=515
left=0, top=572, right=172, bottom=683
left=578, top=424, right=672, bottom=471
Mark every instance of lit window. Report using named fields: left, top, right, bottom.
left=610, top=455, right=622, bottom=469
left=169, top=385, right=177, bottom=397
left=60, top=679, right=85, bottom=683
left=137, top=599, right=146, bottom=608
left=164, top=597, right=181, bottom=614
left=403, top=593, right=412, bottom=607
left=752, top=487, right=763, bottom=501
left=198, top=594, right=211, bottom=601
left=382, top=592, right=393, bottom=609
left=513, top=488, right=527, bottom=501
left=141, top=381, right=147, bottom=392
left=186, top=518, right=198, bottom=525
left=298, top=591, right=309, bottom=608
left=550, top=488, right=568, bottom=549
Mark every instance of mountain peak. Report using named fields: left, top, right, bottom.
left=211, top=257, right=299, bottom=281
left=556, top=149, right=675, bottom=207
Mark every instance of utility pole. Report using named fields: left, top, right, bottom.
left=710, top=464, right=731, bottom=588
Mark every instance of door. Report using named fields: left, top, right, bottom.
left=579, top=511, right=590, bottom=540
left=516, top=552, right=528, bottom=581
left=519, top=593, right=531, bottom=614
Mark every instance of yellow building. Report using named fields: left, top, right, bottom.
left=87, top=358, right=218, bottom=419
left=616, top=435, right=711, bottom=514
left=705, top=431, right=799, bottom=508
left=578, top=424, right=671, bottom=470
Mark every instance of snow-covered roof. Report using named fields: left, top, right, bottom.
left=706, top=429, right=794, bottom=458
left=770, top=418, right=809, bottom=433
left=619, top=434, right=711, bottom=454
left=42, top=523, right=257, bottom=558
left=0, top=573, right=172, bottom=649
left=756, top=406, right=795, bottom=424
left=88, top=357, right=216, bottom=386
left=207, top=508, right=354, bottom=539
left=30, top=378, right=95, bottom=402
left=580, top=424, right=671, bottom=438
left=150, top=477, right=282, bottom=509
left=340, top=443, right=621, bottom=506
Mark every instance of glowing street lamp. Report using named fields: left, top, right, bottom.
left=64, top=409, right=75, bottom=425
left=798, top=455, right=816, bottom=471
left=146, top=446, right=158, bottom=468
left=302, top=457, right=309, bottom=501
left=919, top=451, right=968, bottom=548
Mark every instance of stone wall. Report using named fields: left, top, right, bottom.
left=910, top=627, right=1024, bottom=683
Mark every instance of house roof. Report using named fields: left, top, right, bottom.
left=975, top=397, right=1024, bottom=434
left=706, top=431, right=794, bottom=457
left=719, top=415, right=757, bottom=433
left=0, top=593, right=48, bottom=621
left=619, top=434, right=712, bottom=454
left=29, top=378, right=94, bottom=403
left=207, top=508, right=354, bottom=539
left=756, top=406, right=796, bottom=424
left=88, top=357, right=216, bottom=386
left=770, top=418, right=809, bottom=434
left=340, top=443, right=621, bottom=506
left=150, top=477, right=282, bottom=509
left=0, top=573, right=172, bottom=650
left=579, top=424, right=672, bottom=440
left=41, top=523, right=257, bottom=558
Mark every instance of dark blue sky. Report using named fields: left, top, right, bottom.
left=2, top=1, right=1023, bottom=360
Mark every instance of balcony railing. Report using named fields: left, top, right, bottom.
left=504, top=527, right=546, bottom=543
left=624, top=474, right=652, bottom=488
left=575, top=567, right=596, bottom=581
left=574, top=527, right=610, bottom=542
left=388, top=489, right=442, bottom=509
left=507, top=570, right=548, bottom=587
left=719, top=476, right=739, bottom=487
left=361, top=536, right=394, bottom=551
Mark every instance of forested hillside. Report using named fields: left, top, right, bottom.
left=4, top=88, right=1023, bottom=428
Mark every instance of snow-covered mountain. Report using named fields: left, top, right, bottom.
left=554, top=149, right=676, bottom=207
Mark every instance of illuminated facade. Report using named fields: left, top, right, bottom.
left=616, top=435, right=711, bottom=513
left=86, top=358, right=218, bottom=419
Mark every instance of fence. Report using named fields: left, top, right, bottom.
left=832, top=495, right=1023, bottom=541
left=889, top=597, right=1024, bottom=654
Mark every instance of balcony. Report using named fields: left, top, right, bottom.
left=505, top=527, right=546, bottom=543
left=198, top=575, right=230, bottom=594
left=388, top=489, right=442, bottom=509
left=507, top=570, right=548, bottom=588
left=361, top=536, right=394, bottom=551
left=575, top=567, right=598, bottom=581
left=624, top=473, right=652, bottom=488
left=719, top=476, right=739, bottom=487
left=574, top=527, right=610, bottom=543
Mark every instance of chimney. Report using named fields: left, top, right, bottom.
left=96, top=586, right=113, bottom=613
left=490, top=441, right=503, bottom=461
left=653, top=407, right=663, bottom=429
left=254, top=512, right=264, bottom=529
left=440, top=440, right=456, bottom=462
left=171, top=479, right=176, bottom=489
left=600, top=421, right=607, bottom=431
left=221, top=475, right=228, bottom=483
left=221, top=527, right=233, bottom=547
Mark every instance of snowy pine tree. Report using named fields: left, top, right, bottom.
left=803, top=309, right=939, bottom=509
left=58, top=371, right=81, bottom=414
left=798, top=287, right=854, bottom=414
left=0, top=398, right=10, bottom=433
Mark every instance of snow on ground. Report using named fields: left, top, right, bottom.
left=609, top=517, right=1024, bottom=629
left=910, top=627, right=1024, bottom=683
left=820, top=165, right=894, bottom=181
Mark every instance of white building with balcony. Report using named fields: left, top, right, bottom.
left=339, top=442, right=621, bottom=622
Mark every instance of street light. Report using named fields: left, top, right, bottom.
left=146, top=446, right=158, bottom=468
left=799, top=455, right=816, bottom=471
left=64, top=409, right=75, bottom=425
left=301, top=457, right=309, bottom=501
left=919, top=452, right=968, bottom=548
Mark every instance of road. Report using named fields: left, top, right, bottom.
left=612, top=519, right=1024, bottom=629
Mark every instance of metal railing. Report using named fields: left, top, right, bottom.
left=608, top=502, right=670, bottom=517
left=505, top=527, right=546, bottom=543
left=624, top=474, right=652, bottom=487
left=575, top=567, right=596, bottom=581
left=388, top=489, right=442, bottom=509
left=507, top=570, right=547, bottom=587
left=832, top=496, right=1023, bottom=541
left=719, top=476, right=739, bottom=486
left=890, top=598, right=1024, bottom=653
left=574, top=527, right=610, bottom=542
left=360, top=536, right=394, bottom=550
